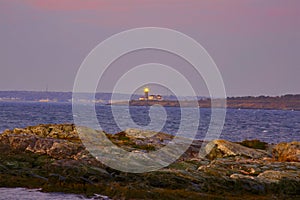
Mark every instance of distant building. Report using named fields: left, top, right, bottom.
left=148, top=95, right=154, bottom=100
left=139, top=87, right=163, bottom=101
left=156, top=95, right=162, bottom=100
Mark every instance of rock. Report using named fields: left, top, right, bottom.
left=0, top=135, right=11, bottom=152
left=205, top=140, right=269, bottom=160
left=0, top=124, right=300, bottom=199
left=257, top=170, right=300, bottom=183
left=238, top=139, right=268, bottom=150
left=4, top=124, right=80, bottom=141
left=272, top=141, right=300, bottom=162
left=123, top=128, right=160, bottom=139
left=47, top=141, right=83, bottom=159
left=230, top=173, right=255, bottom=180
left=26, top=138, right=54, bottom=155
left=24, top=138, right=85, bottom=160
left=0, top=124, right=84, bottom=160
left=13, top=128, right=25, bottom=134
left=28, top=125, right=49, bottom=137
left=62, top=124, right=74, bottom=132
left=0, top=134, right=37, bottom=152
left=1, top=129, right=12, bottom=136
left=8, top=135, right=37, bottom=151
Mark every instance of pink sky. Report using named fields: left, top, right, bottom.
left=22, top=0, right=298, bottom=31
left=0, top=0, right=299, bottom=96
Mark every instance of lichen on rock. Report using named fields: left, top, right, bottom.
left=272, top=141, right=300, bottom=162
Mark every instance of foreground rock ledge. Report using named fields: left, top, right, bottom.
left=0, top=124, right=299, bottom=199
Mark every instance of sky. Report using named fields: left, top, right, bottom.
left=0, top=0, right=299, bottom=97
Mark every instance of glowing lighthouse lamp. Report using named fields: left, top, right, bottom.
left=144, top=87, right=149, bottom=100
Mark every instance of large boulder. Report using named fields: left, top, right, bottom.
left=272, top=141, right=300, bottom=162
left=205, top=140, right=269, bottom=160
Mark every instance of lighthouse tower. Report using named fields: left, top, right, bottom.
left=144, top=87, right=149, bottom=100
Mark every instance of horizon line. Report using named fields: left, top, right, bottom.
left=0, top=90, right=299, bottom=98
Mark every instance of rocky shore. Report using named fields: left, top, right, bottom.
left=0, top=124, right=299, bottom=199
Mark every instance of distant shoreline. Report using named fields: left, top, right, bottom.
left=111, top=95, right=300, bottom=111
left=0, top=91, right=299, bottom=111
left=0, top=100, right=299, bottom=111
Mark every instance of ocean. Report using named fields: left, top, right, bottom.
left=0, top=101, right=299, bottom=199
left=0, top=101, right=299, bottom=143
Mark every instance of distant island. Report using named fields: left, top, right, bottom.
left=0, top=91, right=299, bottom=111
left=122, top=95, right=300, bottom=111
left=113, top=87, right=300, bottom=111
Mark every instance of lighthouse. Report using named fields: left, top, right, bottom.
left=138, top=87, right=163, bottom=101
left=144, top=87, right=149, bottom=100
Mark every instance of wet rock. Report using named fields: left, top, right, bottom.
left=272, top=141, right=300, bottom=162
left=205, top=139, right=269, bottom=160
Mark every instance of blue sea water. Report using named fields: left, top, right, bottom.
left=0, top=101, right=299, bottom=143
left=0, top=101, right=299, bottom=198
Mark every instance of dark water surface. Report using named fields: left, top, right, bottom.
left=0, top=101, right=299, bottom=143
